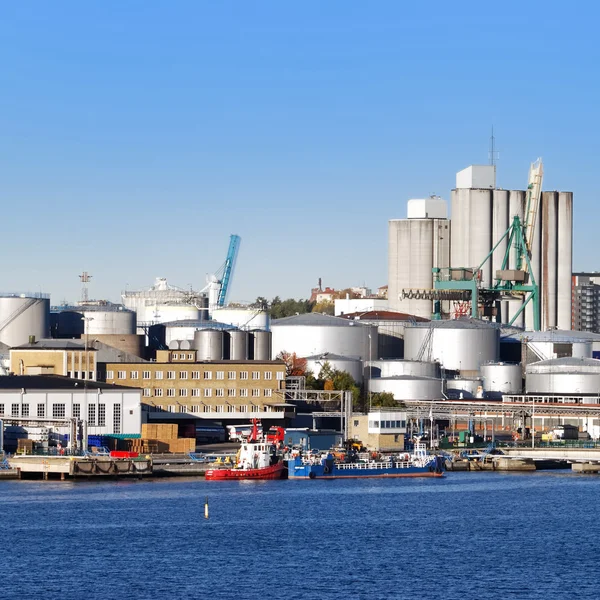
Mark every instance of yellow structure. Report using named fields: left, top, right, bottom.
left=10, top=342, right=96, bottom=379
left=102, top=349, right=290, bottom=420
left=348, top=409, right=407, bottom=452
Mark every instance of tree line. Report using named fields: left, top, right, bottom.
left=250, top=289, right=363, bottom=319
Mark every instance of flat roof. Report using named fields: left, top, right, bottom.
left=0, top=375, right=135, bottom=391
left=12, top=340, right=96, bottom=351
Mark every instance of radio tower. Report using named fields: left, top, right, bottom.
left=79, top=271, right=92, bottom=303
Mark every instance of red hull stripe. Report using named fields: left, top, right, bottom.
left=205, top=464, right=284, bottom=481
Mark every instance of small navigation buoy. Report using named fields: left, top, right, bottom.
left=204, top=496, right=209, bottom=519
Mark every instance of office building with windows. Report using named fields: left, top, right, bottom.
left=101, top=349, right=291, bottom=421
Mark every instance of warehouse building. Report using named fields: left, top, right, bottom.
left=0, top=375, right=142, bottom=438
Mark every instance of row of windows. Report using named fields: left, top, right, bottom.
left=170, top=353, right=195, bottom=360
left=142, top=388, right=273, bottom=398
left=369, top=420, right=407, bottom=429
left=107, top=370, right=282, bottom=381
left=0, top=402, right=118, bottom=429
left=148, top=404, right=281, bottom=414
left=66, top=371, right=95, bottom=380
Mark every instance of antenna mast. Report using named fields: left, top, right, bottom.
left=79, top=271, right=92, bottom=303
left=489, top=127, right=498, bottom=166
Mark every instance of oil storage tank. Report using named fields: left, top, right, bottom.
left=526, top=357, right=600, bottom=395
left=251, top=330, right=272, bottom=361
left=446, top=377, right=483, bottom=399
left=365, top=359, right=441, bottom=380
left=305, top=354, right=363, bottom=384
left=0, top=294, right=50, bottom=347
left=80, top=306, right=136, bottom=335
left=403, top=320, right=499, bottom=372
left=228, top=330, right=249, bottom=360
left=212, top=307, right=269, bottom=331
left=194, top=329, right=224, bottom=361
left=271, top=313, right=377, bottom=361
left=368, top=376, right=443, bottom=401
left=481, top=363, right=523, bottom=399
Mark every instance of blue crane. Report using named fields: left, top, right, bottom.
left=216, top=234, right=241, bottom=307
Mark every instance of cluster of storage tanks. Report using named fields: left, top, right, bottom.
left=170, top=329, right=272, bottom=361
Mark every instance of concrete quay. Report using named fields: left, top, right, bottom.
left=8, top=455, right=153, bottom=480
left=503, top=447, right=600, bottom=461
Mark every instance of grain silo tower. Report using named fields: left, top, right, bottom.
left=450, top=163, right=573, bottom=330
left=388, top=196, right=451, bottom=319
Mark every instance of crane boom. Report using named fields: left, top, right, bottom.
left=521, top=158, right=543, bottom=272
left=217, top=234, right=241, bottom=307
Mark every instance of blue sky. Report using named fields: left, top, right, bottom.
left=0, top=1, right=597, bottom=305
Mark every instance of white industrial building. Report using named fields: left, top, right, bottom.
left=0, top=376, right=143, bottom=438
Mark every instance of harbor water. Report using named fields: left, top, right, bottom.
left=2, top=472, right=600, bottom=599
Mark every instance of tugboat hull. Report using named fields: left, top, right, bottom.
left=205, top=462, right=285, bottom=481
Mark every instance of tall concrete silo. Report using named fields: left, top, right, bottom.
left=388, top=197, right=450, bottom=319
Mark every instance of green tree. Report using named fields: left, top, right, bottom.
left=250, top=296, right=269, bottom=310
left=312, top=300, right=334, bottom=315
left=270, top=297, right=314, bottom=319
left=370, top=391, right=404, bottom=408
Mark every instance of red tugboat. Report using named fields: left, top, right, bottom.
left=205, top=420, right=285, bottom=481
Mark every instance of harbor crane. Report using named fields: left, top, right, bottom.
left=399, top=159, right=543, bottom=330
left=432, top=159, right=543, bottom=330
left=204, top=234, right=241, bottom=310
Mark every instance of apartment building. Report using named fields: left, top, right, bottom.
left=572, top=273, right=600, bottom=333
left=101, top=350, right=291, bottom=421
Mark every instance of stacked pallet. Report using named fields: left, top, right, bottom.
left=17, top=439, right=35, bottom=454
left=135, top=424, right=196, bottom=454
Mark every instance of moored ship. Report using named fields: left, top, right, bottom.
left=286, top=441, right=444, bottom=480
left=205, top=420, right=285, bottom=481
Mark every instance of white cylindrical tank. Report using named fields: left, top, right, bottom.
left=388, top=218, right=450, bottom=318
left=0, top=295, right=50, bottom=347
left=480, top=363, right=523, bottom=399
left=228, top=330, right=249, bottom=360
left=211, top=307, right=269, bottom=331
left=366, top=360, right=441, bottom=379
left=194, top=329, right=224, bottom=360
left=179, top=339, right=192, bottom=350
left=446, top=378, right=483, bottom=399
left=252, top=330, right=272, bottom=361
left=368, top=376, right=443, bottom=401
left=305, top=355, right=363, bottom=384
left=557, top=192, right=573, bottom=330
left=403, top=320, right=499, bottom=372
left=168, top=340, right=180, bottom=350
left=155, top=304, right=201, bottom=324
left=526, top=357, right=600, bottom=396
left=271, top=314, right=377, bottom=361
left=81, top=308, right=136, bottom=335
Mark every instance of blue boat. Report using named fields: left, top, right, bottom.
left=286, top=442, right=445, bottom=480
